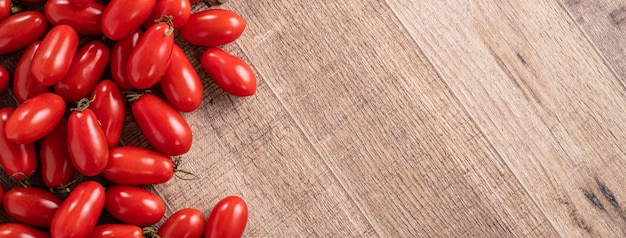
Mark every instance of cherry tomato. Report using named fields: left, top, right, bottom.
left=201, top=47, right=256, bottom=97
left=101, top=0, right=156, bottom=40
left=104, top=185, right=166, bottom=226
left=13, top=41, right=51, bottom=103
left=144, top=0, right=191, bottom=29
left=160, top=43, right=203, bottom=112
left=205, top=195, right=249, bottom=238
left=127, top=21, right=173, bottom=89
left=102, top=146, right=174, bottom=185
left=45, top=0, right=105, bottom=35
left=0, top=65, right=7, bottom=93
left=0, top=0, right=9, bottom=21
left=89, top=80, right=125, bottom=148
left=40, top=121, right=76, bottom=189
left=0, top=108, right=37, bottom=180
left=3, top=187, right=62, bottom=228
left=110, top=29, right=142, bottom=91
left=131, top=93, right=192, bottom=156
left=180, top=9, right=246, bottom=47
left=0, top=223, right=50, bottom=238
left=55, top=40, right=110, bottom=103
left=5, top=92, right=65, bottom=144
left=31, top=24, right=79, bottom=86
left=68, top=108, right=109, bottom=176
left=158, top=208, right=205, bottom=238
left=0, top=11, right=47, bottom=55
left=88, top=224, right=144, bottom=238
left=69, top=0, right=92, bottom=8
left=51, top=181, right=105, bottom=238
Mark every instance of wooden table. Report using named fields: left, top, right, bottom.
left=1, top=0, right=625, bottom=237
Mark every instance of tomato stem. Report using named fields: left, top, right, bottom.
left=173, top=157, right=199, bottom=180
left=71, top=96, right=96, bottom=112
left=12, top=173, right=30, bottom=187
left=10, top=5, right=21, bottom=14
left=49, top=180, right=76, bottom=195
left=154, top=15, right=175, bottom=37
left=142, top=227, right=160, bottom=238
left=123, top=90, right=149, bottom=103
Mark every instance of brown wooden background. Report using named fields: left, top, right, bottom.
left=1, top=0, right=625, bottom=237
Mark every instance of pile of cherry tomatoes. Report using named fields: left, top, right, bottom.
left=0, top=0, right=254, bottom=237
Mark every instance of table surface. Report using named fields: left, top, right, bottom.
left=1, top=0, right=625, bottom=237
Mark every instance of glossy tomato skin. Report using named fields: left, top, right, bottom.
left=0, top=11, right=47, bottom=55
left=180, top=9, right=246, bottom=47
left=0, top=65, right=7, bottom=93
left=0, top=108, right=37, bottom=180
left=0, top=0, right=9, bottom=21
left=51, top=181, right=105, bottom=238
left=13, top=41, right=51, bottom=103
left=158, top=208, right=205, bottom=238
left=5, top=92, right=65, bottom=144
left=205, top=196, right=249, bottom=238
left=90, top=80, right=125, bottom=148
left=110, top=29, right=142, bottom=91
left=132, top=93, right=192, bottom=156
left=67, top=108, right=109, bottom=176
left=201, top=48, right=256, bottom=97
left=55, top=40, right=110, bottom=103
left=104, top=185, right=166, bottom=226
left=40, top=121, right=76, bottom=189
left=160, top=44, right=203, bottom=112
left=127, top=22, right=173, bottom=89
left=87, top=224, right=143, bottom=238
left=0, top=223, right=50, bottom=238
left=3, top=187, right=62, bottom=228
left=101, top=0, right=155, bottom=40
left=102, top=146, right=174, bottom=185
left=144, top=0, right=191, bottom=29
left=45, top=0, right=105, bottom=35
left=31, top=24, right=79, bottom=86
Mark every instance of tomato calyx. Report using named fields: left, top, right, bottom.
left=10, top=5, right=21, bottom=14
left=49, top=180, right=77, bottom=195
left=11, top=172, right=31, bottom=187
left=71, top=96, right=96, bottom=112
left=154, top=15, right=175, bottom=37
left=143, top=226, right=161, bottom=238
left=173, top=157, right=198, bottom=180
left=123, top=90, right=150, bottom=103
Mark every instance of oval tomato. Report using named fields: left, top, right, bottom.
left=67, top=108, right=109, bottom=176
left=158, top=208, right=205, bottom=238
left=13, top=41, right=51, bottom=103
left=160, top=43, right=203, bottom=112
left=40, top=121, right=76, bottom=189
left=127, top=22, right=173, bottom=89
left=180, top=9, right=246, bottom=47
left=104, top=185, right=166, bottom=226
left=69, top=0, right=92, bottom=7
left=110, top=29, right=142, bottom=91
left=0, top=11, right=47, bottom=55
left=3, top=187, right=62, bottom=228
left=205, top=195, right=248, bottom=238
left=131, top=93, right=192, bottom=156
left=0, top=0, right=9, bottom=21
left=0, top=223, right=50, bottom=238
left=45, top=0, right=105, bottom=35
left=89, top=80, right=125, bottom=148
left=0, top=65, right=7, bottom=93
left=88, top=224, right=144, bottom=238
left=51, top=181, right=105, bottom=238
left=5, top=92, right=66, bottom=144
left=101, top=0, right=155, bottom=40
left=55, top=40, right=110, bottom=103
left=201, top=47, right=256, bottom=97
left=102, top=146, right=174, bottom=185
left=0, top=108, right=37, bottom=180
left=31, top=24, right=79, bottom=86
left=144, top=0, right=191, bottom=29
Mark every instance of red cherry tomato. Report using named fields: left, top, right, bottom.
left=5, top=92, right=66, bottom=144
left=0, top=11, right=47, bottom=55
left=40, top=121, right=76, bottom=189
left=102, top=146, right=174, bottom=185
left=0, top=108, right=37, bottom=180
left=0, top=0, right=10, bottom=21
left=51, top=181, right=105, bottom=238
left=0, top=223, right=50, bottom=238
left=31, top=24, right=79, bottom=86
left=180, top=9, right=246, bottom=47
left=68, top=108, right=109, bottom=176
left=101, top=0, right=155, bottom=40
left=205, top=195, right=249, bottom=238
left=0, top=65, right=7, bottom=93
left=45, top=0, right=105, bottom=35
left=158, top=208, right=205, bottom=238
left=110, top=29, right=142, bottom=91
left=131, top=93, right=192, bottom=156
left=127, top=21, right=174, bottom=89
left=69, top=0, right=92, bottom=8
left=55, top=40, right=110, bottom=103
left=160, top=43, right=203, bottom=112
left=89, top=80, right=125, bottom=148
left=144, top=0, right=191, bottom=29
left=104, top=185, right=166, bottom=226
left=3, top=187, right=62, bottom=228
left=201, top=47, right=256, bottom=97
left=88, top=224, right=144, bottom=238
left=13, top=41, right=51, bottom=103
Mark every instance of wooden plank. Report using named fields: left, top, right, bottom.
left=228, top=0, right=557, bottom=236
left=386, top=0, right=626, bottom=237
